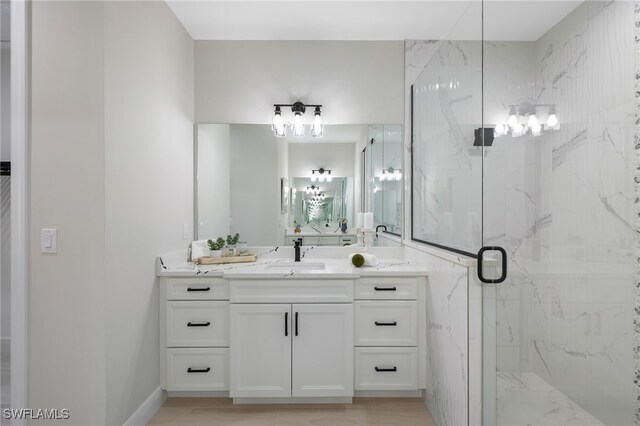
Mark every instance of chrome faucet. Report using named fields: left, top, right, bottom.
left=294, top=238, right=302, bottom=262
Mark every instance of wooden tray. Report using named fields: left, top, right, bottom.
left=197, top=254, right=257, bottom=265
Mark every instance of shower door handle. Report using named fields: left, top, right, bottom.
left=477, top=246, right=507, bottom=284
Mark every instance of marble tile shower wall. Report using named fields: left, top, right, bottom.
left=519, top=3, right=635, bottom=423
left=483, top=2, right=634, bottom=423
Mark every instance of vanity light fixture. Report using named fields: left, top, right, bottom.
left=379, top=167, right=402, bottom=181
left=310, top=168, right=332, bottom=183
left=272, top=102, right=323, bottom=138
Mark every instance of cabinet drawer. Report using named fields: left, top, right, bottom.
left=339, top=236, right=356, bottom=245
left=166, top=301, right=229, bottom=347
left=165, top=278, right=229, bottom=300
left=166, top=348, right=229, bottom=391
left=355, top=301, right=417, bottom=346
left=231, top=279, right=353, bottom=303
left=355, top=347, right=418, bottom=390
left=355, top=277, right=417, bottom=300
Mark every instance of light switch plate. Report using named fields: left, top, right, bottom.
left=41, top=228, right=58, bottom=254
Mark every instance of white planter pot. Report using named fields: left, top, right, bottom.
left=209, top=250, right=222, bottom=258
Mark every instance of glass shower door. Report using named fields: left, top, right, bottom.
left=481, top=1, right=636, bottom=425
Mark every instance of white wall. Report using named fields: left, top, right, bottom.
left=30, top=1, right=194, bottom=424
left=1, top=3, right=10, bottom=340
left=288, top=143, right=355, bottom=178
left=197, top=124, right=231, bottom=239
left=195, top=41, right=404, bottom=125
left=103, top=2, right=194, bottom=424
left=229, top=125, right=281, bottom=245
left=30, top=2, right=107, bottom=422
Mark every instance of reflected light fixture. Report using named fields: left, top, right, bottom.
left=311, top=168, right=332, bottom=182
left=306, top=185, right=320, bottom=195
left=379, top=167, right=402, bottom=181
left=494, top=104, right=560, bottom=139
left=272, top=102, right=323, bottom=138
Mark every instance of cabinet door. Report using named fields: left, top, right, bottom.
left=230, top=304, right=291, bottom=397
left=292, top=304, right=353, bottom=397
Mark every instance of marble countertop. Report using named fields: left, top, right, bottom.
left=157, top=257, right=427, bottom=279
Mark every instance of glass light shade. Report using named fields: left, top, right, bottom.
left=531, top=124, right=542, bottom=137
left=380, top=170, right=386, bottom=181
left=292, top=112, right=305, bottom=137
left=547, top=113, right=559, bottom=128
left=494, top=123, right=507, bottom=137
left=512, top=123, right=524, bottom=137
left=310, top=171, right=317, bottom=182
left=507, top=114, right=518, bottom=128
left=272, top=110, right=285, bottom=137
left=527, top=114, right=538, bottom=127
left=326, top=170, right=332, bottom=182
left=311, top=108, right=323, bottom=137
left=395, top=170, right=402, bottom=181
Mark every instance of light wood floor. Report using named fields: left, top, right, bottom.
left=148, top=397, right=436, bottom=426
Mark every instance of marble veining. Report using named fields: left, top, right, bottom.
left=634, top=2, right=640, bottom=424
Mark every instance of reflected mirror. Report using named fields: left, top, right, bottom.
left=196, top=124, right=398, bottom=246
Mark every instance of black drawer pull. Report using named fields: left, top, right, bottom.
left=374, top=286, right=397, bottom=291
left=187, top=287, right=211, bottom=292
left=187, top=367, right=211, bottom=373
left=375, top=367, right=397, bottom=372
left=375, top=321, right=397, bottom=326
left=187, top=322, right=211, bottom=327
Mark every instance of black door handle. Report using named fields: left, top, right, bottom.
left=187, top=287, right=211, bottom=292
left=187, top=322, right=211, bottom=327
left=375, top=321, right=397, bottom=326
left=375, top=367, right=397, bottom=372
left=187, top=367, right=211, bottom=373
left=295, top=312, right=299, bottom=336
left=374, top=286, right=397, bottom=291
left=285, top=312, right=288, bottom=337
left=477, top=246, right=507, bottom=284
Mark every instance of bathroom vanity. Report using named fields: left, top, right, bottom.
left=157, top=250, right=427, bottom=403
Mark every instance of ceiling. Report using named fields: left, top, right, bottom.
left=166, top=0, right=582, bottom=42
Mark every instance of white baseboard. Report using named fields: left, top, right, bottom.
left=123, top=386, right=166, bottom=426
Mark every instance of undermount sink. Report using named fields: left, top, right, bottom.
left=265, top=261, right=326, bottom=271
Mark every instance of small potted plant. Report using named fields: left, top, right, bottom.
left=225, top=233, right=240, bottom=257
left=207, top=237, right=226, bottom=258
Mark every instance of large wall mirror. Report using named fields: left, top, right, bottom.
left=195, top=123, right=400, bottom=246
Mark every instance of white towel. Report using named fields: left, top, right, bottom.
left=349, top=252, right=378, bottom=267
left=191, top=240, right=210, bottom=260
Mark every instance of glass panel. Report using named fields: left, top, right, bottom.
left=371, top=124, right=402, bottom=234
left=482, top=1, right=636, bottom=425
left=411, top=34, right=483, bottom=255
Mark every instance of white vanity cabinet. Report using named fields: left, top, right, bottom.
left=230, top=302, right=353, bottom=398
left=229, top=279, right=354, bottom=398
left=159, top=270, right=426, bottom=399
